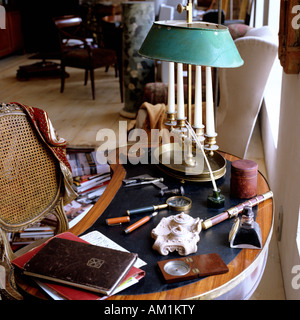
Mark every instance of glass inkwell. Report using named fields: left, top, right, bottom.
left=229, top=205, right=262, bottom=249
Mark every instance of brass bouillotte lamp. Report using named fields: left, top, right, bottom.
left=139, top=0, right=243, bottom=184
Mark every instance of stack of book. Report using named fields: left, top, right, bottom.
left=10, top=223, right=55, bottom=249
left=10, top=200, right=93, bottom=250
left=12, top=231, right=146, bottom=300
left=73, top=173, right=111, bottom=203
left=67, top=150, right=111, bottom=204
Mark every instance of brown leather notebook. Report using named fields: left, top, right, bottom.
left=23, top=237, right=138, bottom=295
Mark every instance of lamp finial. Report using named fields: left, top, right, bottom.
left=177, top=0, right=193, bottom=23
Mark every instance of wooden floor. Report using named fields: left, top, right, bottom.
left=0, top=53, right=285, bottom=299
left=0, top=54, right=129, bottom=149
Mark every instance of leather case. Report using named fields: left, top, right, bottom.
left=157, top=253, right=229, bottom=283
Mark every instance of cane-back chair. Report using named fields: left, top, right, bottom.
left=0, top=103, right=71, bottom=264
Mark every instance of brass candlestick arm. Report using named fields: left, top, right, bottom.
left=176, top=118, right=187, bottom=136
left=204, top=134, right=219, bottom=156
left=192, top=125, right=205, bottom=144
left=165, top=112, right=177, bottom=131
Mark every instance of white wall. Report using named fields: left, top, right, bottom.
left=259, top=0, right=300, bottom=299
left=262, top=71, right=300, bottom=299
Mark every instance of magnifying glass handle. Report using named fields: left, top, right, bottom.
left=127, top=205, right=155, bottom=216
left=127, top=204, right=168, bottom=216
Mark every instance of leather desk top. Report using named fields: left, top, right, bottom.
left=82, top=159, right=256, bottom=296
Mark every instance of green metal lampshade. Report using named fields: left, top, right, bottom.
left=139, top=20, right=243, bottom=68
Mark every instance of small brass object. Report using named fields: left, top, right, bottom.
left=192, top=268, right=200, bottom=274
left=166, top=195, right=192, bottom=211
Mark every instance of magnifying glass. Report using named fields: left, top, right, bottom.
left=166, top=196, right=192, bottom=211
left=126, top=196, right=192, bottom=216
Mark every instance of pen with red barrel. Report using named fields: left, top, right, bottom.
left=124, top=211, right=158, bottom=234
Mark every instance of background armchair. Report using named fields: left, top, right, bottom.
left=216, top=26, right=278, bottom=158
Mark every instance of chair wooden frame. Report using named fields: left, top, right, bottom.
left=0, top=103, right=69, bottom=264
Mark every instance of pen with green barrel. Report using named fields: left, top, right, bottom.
left=127, top=204, right=168, bottom=216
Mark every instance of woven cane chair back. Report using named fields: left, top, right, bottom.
left=0, top=104, right=67, bottom=262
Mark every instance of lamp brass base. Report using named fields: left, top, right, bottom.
left=153, top=143, right=226, bottom=182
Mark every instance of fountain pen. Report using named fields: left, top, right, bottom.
left=124, top=211, right=158, bottom=234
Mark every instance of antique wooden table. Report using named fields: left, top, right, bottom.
left=16, top=151, right=273, bottom=300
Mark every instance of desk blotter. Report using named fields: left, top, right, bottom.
left=83, top=158, right=257, bottom=295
